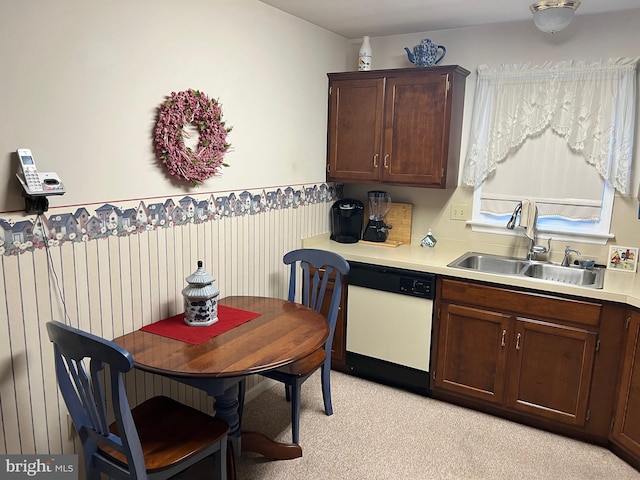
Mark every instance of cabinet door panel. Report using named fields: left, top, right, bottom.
left=612, top=312, right=640, bottom=456
left=506, top=317, right=596, bottom=426
left=434, top=303, right=510, bottom=404
left=327, top=78, right=384, bottom=182
left=383, top=74, right=447, bottom=185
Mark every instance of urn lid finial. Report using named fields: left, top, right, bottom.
left=185, top=260, right=215, bottom=286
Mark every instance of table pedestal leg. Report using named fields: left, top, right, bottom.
left=240, top=431, right=302, bottom=460
left=214, top=382, right=242, bottom=455
left=199, top=378, right=301, bottom=461
left=215, top=382, right=302, bottom=460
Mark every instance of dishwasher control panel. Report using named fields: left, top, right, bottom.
left=348, top=261, right=435, bottom=299
left=399, top=278, right=432, bottom=297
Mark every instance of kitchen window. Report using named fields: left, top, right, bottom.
left=462, top=58, right=638, bottom=245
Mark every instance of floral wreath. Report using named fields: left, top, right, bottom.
left=154, top=89, right=232, bottom=185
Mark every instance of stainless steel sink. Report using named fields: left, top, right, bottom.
left=448, top=252, right=605, bottom=289
left=522, top=262, right=604, bottom=289
left=448, top=252, right=529, bottom=275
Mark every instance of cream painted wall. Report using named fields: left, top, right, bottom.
left=344, top=9, right=640, bottom=264
left=0, top=0, right=347, bottom=461
left=2, top=0, right=640, bottom=460
left=0, top=0, right=348, bottom=213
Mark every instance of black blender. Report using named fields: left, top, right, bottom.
left=362, top=190, right=392, bottom=242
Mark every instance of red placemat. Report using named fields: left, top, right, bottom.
left=140, top=305, right=261, bottom=345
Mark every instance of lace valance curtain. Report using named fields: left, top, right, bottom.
left=462, top=57, right=638, bottom=194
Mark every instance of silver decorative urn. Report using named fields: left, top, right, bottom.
left=182, top=261, right=219, bottom=327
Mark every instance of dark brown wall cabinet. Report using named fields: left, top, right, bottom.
left=326, top=66, right=469, bottom=188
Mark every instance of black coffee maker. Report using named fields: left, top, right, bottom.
left=330, top=199, right=364, bottom=243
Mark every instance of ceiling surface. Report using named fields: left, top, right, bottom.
left=259, top=0, right=640, bottom=38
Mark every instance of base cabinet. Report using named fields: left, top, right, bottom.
left=329, top=279, right=348, bottom=372
left=612, top=310, right=640, bottom=464
left=506, top=317, right=597, bottom=426
left=435, top=303, right=509, bottom=404
left=432, top=278, right=614, bottom=438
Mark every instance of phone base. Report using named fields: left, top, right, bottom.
left=24, top=194, right=49, bottom=214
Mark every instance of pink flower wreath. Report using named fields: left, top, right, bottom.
left=154, top=89, right=232, bottom=185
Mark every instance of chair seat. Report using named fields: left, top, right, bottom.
left=100, top=396, right=229, bottom=472
left=272, top=348, right=326, bottom=377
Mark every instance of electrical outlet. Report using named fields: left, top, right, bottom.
left=450, top=204, right=468, bottom=221
left=67, top=414, right=76, bottom=440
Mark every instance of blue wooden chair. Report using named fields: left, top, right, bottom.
left=259, top=248, right=350, bottom=444
left=46, top=321, right=230, bottom=480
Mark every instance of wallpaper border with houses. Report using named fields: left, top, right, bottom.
left=0, top=183, right=338, bottom=257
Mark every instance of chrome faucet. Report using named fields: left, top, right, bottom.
left=561, top=246, right=581, bottom=267
left=528, top=238, right=551, bottom=261
left=506, top=202, right=521, bottom=230
left=506, top=201, right=550, bottom=261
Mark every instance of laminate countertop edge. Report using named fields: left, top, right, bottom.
left=302, top=234, right=640, bottom=309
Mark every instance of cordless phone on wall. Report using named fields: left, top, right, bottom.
left=15, top=148, right=66, bottom=197
left=17, top=148, right=44, bottom=194
left=15, top=148, right=66, bottom=214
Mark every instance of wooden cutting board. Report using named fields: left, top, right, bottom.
left=363, top=202, right=412, bottom=246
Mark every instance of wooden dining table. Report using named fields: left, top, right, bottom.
left=113, top=295, right=329, bottom=464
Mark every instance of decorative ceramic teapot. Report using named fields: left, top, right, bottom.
left=404, top=39, right=446, bottom=67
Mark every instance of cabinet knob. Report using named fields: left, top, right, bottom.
left=373, top=154, right=379, bottom=168
left=384, top=154, right=389, bottom=168
left=515, top=333, right=521, bottom=350
left=501, top=330, right=507, bottom=347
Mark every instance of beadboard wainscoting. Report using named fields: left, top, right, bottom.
left=0, top=185, right=333, bottom=457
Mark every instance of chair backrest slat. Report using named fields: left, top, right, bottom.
left=47, top=321, right=147, bottom=479
left=89, top=359, right=111, bottom=434
left=283, top=249, right=350, bottom=352
left=64, top=356, right=100, bottom=431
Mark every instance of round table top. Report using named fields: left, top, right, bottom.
left=113, top=296, right=329, bottom=379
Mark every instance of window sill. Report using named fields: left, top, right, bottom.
left=467, top=221, right=614, bottom=246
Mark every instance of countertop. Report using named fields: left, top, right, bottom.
left=302, top=234, right=640, bottom=309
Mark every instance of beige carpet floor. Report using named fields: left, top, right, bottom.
left=185, top=370, right=640, bottom=479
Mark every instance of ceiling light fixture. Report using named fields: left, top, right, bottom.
left=530, top=0, right=581, bottom=34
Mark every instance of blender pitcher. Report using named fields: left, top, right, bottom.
left=363, top=190, right=392, bottom=242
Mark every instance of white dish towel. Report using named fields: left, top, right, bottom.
left=519, top=199, right=537, bottom=241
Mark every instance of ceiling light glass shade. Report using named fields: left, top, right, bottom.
left=530, top=0, right=581, bottom=34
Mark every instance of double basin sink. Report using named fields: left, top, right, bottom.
left=448, top=252, right=605, bottom=289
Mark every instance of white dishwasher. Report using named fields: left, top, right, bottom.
left=345, top=262, right=435, bottom=395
